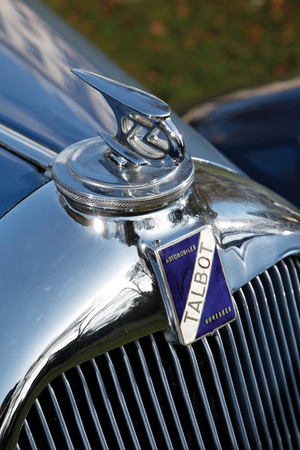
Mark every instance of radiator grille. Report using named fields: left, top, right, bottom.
left=17, top=256, right=300, bottom=450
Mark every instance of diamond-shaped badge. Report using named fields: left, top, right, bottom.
left=156, top=227, right=235, bottom=345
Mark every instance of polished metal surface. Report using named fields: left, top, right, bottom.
left=0, top=181, right=170, bottom=448
left=52, top=137, right=194, bottom=213
left=17, top=256, right=300, bottom=449
left=51, top=72, right=194, bottom=213
left=0, top=124, right=56, bottom=171
left=192, top=161, right=300, bottom=292
left=1, top=158, right=300, bottom=448
left=72, top=69, right=185, bottom=165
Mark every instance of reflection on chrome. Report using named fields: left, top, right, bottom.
left=1, top=159, right=300, bottom=448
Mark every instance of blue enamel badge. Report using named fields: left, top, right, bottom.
left=157, top=227, right=235, bottom=345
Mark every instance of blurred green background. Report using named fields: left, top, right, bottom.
left=42, top=0, right=300, bottom=110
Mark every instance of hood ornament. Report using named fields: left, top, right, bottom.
left=52, top=70, right=194, bottom=213
left=71, top=69, right=185, bottom=167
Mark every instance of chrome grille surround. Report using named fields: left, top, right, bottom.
left=18, top=256, right=300, bottom=450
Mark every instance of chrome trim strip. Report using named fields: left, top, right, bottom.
left=0, top=123, right=57, bottom=170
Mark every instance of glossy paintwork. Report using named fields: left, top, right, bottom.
left=1, top=160, right=300, bottom=448
left=0, top=0, right=239, bottom=172
left=0, top=0, right=112, bottom=151
left=185, top=77, right=300, bottom=208
left=0, top=146, right=47, bottom=217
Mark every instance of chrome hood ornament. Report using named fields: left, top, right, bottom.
left=72, top=69, right=185, bottom=166
left=52, top=70, right=194, bottom=213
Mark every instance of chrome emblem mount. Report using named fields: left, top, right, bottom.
left=72, top=69, right=185, bottom=167
left=156, top=226, right=236, bottom=345
left=52, top=70, right=194, bottom=213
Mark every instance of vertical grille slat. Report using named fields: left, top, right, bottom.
left=149, top=334, right=189, bottom=450
left=46, top=384, right=74, bottom=450
left=134, top=340, right=173, bottom=450
left=245, top=279, right=294, bottom=450
left=75, top=366, right=109, bottom=450
left=270, top=264, right=300, bottom=381
left=104, top=352, right=141, bottom=450
left=236, top=288, right=285, bottom=450
left=200, top=337, right=239, bottom=449
left=119, top=345, right=158, bottom=450
left=211, top=331, right=250, bottom=449
left=263, top=269, right=300, bottom=422
left=168, top=343, right=205, bottom=449
left=293, top=257, right=300, bottom=311
left=60, top=374, right=92, bottom=450
left=254, top=275, right=300, bottom=448
left=34, top=400, right=56, bottom=449
left=220, top=324, right=264, bottom=449
left=186, top=345, right=222, bottom=450
left=89, top=358, right=126, bottom=450
left=18, top=256, right=300, bottom=450
left=23, top=420, right=38, bottom=450
left=282, top=259, right=300, bottom=348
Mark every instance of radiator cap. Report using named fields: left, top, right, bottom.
left=52, top=70, right=194, bottom=213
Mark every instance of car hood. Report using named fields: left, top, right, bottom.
left=0, top=0, right=238, bottom=171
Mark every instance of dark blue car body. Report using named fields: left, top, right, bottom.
left=184, top=78, right=300, bottom=208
